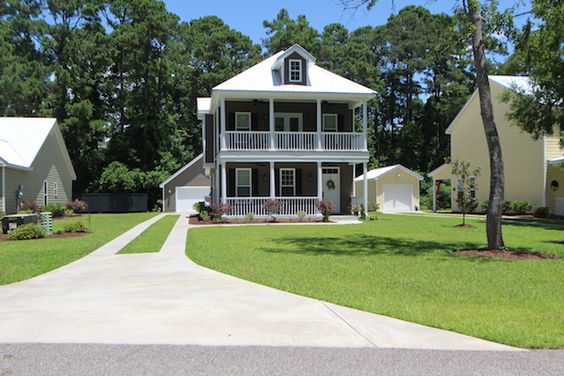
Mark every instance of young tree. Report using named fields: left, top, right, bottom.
left=452, top=160, right=481, bottom=226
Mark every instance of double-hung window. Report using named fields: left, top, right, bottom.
left=288, top=59, right=302, bottom=82
left=280, top=168, right=296, bottom=197
left=236, top=168, right=252, bottom=197
left=323, top=114, right=338, bottom=132
left=43, top=180, right=48, bottom=205
left=235, top=112, right=251, bottom=131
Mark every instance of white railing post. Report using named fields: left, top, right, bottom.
left=362, top=102, right=368, bottom=151
left=221, top=162, right=227, bottom=204
left=317, top=99, right=322, bottom=150
left=269, top=98, right=275, bottom=150
left=220, top=97, right=226, bottom=150
left=317, top=161, right=322, bottom=205
left=270, top=161, right=275, bottom=199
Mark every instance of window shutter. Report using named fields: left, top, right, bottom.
left=296, top=169, right=303, bottom=196
left=251, top=113, right=258, bottom=131
left=338, top=114, right=345, bottom=132
left=274, top=168, right=280, bottom=197
left=252, top=168, right=259, bottom=196
left=228, top=168, right=236, bottom=197
left=228, top=112, right=235, bottom=131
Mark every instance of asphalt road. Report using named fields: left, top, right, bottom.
left=1, top=344, right=562, bottom=376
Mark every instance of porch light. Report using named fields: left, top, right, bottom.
left=551, top=180, right=559, bottom=191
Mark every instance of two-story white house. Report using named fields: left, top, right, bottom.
left=195, top=44, right=375, bottom=216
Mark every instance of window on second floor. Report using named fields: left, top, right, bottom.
left=288, top=59, right=302, bottom=82
left=274, top=113, right=302, bottom=132
left=235, top=112, right=251, bottom=131
left=323, top=114, right=338, bottom=132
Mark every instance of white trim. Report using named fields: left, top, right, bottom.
left=356, top=164, right=424, bottom=181
left=235, top=168, right=252, bottom=197
left=273, top=44, right=317, bottom=68
left=43, top=180, right=48, bottom=206
left=279, top=168, right=296, bottom=197
left=218, top=151, right=369, bottom=163
left=235, top=112, right=251, bottom=131
left=445, top=89, right=478, bottom=135
left=288, top=59, right=302, bottom=83
left=1, top=165, right=5, bottom=213
left=274, top=112, right=303, bottom=132
left=159, top=154, right=203, bottom=188
left=542, top=136, right=547, bottom=207
left=323, top=114, right=338, bottom=132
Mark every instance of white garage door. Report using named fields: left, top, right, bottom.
left=175, top=187, right=209, bottom=213
left=383, top=184, right=413, bottom=212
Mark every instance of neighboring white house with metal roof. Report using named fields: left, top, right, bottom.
left=0, top=117, right=76, bottom=213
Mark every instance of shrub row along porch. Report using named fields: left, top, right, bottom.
left=215, top=162, right=367, bottom=216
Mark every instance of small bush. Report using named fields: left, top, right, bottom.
left=42, top=203, right=66, bottom=217
left=7, top=224, right=46, bottom=240
left=296, top=210, right=306, bottom=221
left=54, top=229, right=64, bottom=235
left=63, top=221, right=88, bottom=233
left=263, top=200, right=282, bottom=221
left=503, top=201, right=512, bottom=214
left=513, top=200, right=533, bottom=215
left=20, top=201, right=40, bottom=213
left=200, top=211, right=211, bottom=221
left=317, top=200, right=334, bottom=222
left=64, top=209, right=75, bottom=217
left=68, top=199, right=88, bottom=214
left=350, top=204, right=360, bottom=215
left=244, top=212, right=255, bottom=221
left=534, top=206, right=550, bottom=218
left=368, top=202, right=380, bottom=212
left=210, top=203, right=232, bottom=221
left=480, top=200, right=489, bottom=213
left=360, top=204, right=366, bottom=220
left=193, top=201, right=205, bottom=214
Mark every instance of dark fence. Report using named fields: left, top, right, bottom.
left=78, top=193, right=148, bottom=213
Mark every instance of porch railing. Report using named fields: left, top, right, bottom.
left=222, top=131, right=366, bottom=151
left=224, top=197, right=319, bottom=216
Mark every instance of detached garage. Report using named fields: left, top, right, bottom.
left=160, top=154, right=211, bottom=213
left=354, top=165, right=423, bottom=213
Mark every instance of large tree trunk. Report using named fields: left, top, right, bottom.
left=466, top=0, right=505, bottom=250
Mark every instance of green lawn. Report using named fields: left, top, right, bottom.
left=0, top=212, right=157, bottom=285
left=118, top=215, right=179, bottom=254
left=187, top=214, right=564, bottom=349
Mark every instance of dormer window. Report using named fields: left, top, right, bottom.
left=288, top=59, right=302, bottom=82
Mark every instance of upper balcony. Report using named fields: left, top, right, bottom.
left=223, top=131, right=366, bottom=151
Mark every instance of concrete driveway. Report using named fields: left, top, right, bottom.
left=0, top=215, right=517, bottom=350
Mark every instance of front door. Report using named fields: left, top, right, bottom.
left=322, top=167, right=340, bottom=213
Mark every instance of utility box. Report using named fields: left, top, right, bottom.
left=40, top=212, right=53, bottom=235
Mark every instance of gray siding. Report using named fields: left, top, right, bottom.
left=163, top=156, right=211, bottom=212
left=4, top=130, right=73, bottom=213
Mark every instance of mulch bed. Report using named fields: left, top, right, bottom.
left=0, top=232, right=89, bottom=242
left=188, top=216, right=328, bottom=225
left=451, top=249, right=558, bottom=260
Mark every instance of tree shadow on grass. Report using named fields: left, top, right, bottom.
left=261, top=234, right=481, bottom=258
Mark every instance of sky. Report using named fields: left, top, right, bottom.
left=163, top=0, right=532, bottom=45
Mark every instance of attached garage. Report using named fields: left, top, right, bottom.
left=354, top=165, right=423, bottom=213
left=160, top=154, right=211, bottom=213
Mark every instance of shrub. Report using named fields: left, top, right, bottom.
left=7, top=224, right=46, bottom=240
left=64, top=209, right=75, bottom=217
left=210, top=203, right=232, bottom=221
left=534, top=206, right=550, bottom=218
left=368, top=202, right=380, bottom=212
left=480, top=200, right=489, bottom=213
left=20, top=201, right=40, bottom=213
left=63, top=221, right=89, bottom=233
left=68, top=199, right=88, bottom=214
left=193, top=201, right=205, bottom=214
left=350, top=204, right=360, bottom=215
left=360, top=204, right=366, bottom=220
left=513, top=200, right=533, bottom=215
left=368, top=213, right=378, bottom=221
left=54, top=229, right=64, bottom=235
left=41, top=203, right=66, bottom=217
left=17, top=209, right=34, bottom=215
left=244, top=212, right=255, bottom=221
left=317, top=200, right=334, bottom=222
left=296, top=210, right=306, bottom=221
left=200, top=211, right=211, bottom=221
left=503, top=201, right=512, bottom=214
left=263, top=199, right=282, bottom=222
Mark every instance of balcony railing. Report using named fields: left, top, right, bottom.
left=223, top=131, right=366, bottom=151
left=225, top=197, right=318, bottom=216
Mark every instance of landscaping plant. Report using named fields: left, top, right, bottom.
left=263, top=200, right=282, bottom=222
left=317, top=200, right=334, bottom=222
left=68, top=199, right=88, bottom=214
left=296, top=210, right=307, bottom=221
left=63, top=222, right=89, bottom=233
left=7, top=224, right=46, bottom=240
left=210, top=203, right=232, bottom=222
left=244, top=212, right=255, bottom=221
left=512, top=200, right=533, bottom=215
left=41, top=204, right=66, bottom=218
left=452, top=160, right=480, bottom=226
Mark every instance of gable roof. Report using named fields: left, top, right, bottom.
left=354, top=164, right=423, bottom=181
left=445, top=75, right=532, bottom=135
left=159, top=154, right=204, bottom=188
left=212, top=46, right=376, bottom=97
left=271, top=43, right=316, bottom=70
left=0, top=117, right=76, bottom=179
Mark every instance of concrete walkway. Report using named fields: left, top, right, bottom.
left=0, top=215, right=517, bottom=350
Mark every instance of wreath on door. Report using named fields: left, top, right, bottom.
left=326, top=179, right=336, bottom=190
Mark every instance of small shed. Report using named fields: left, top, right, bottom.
left=160, top=154, right=211, bottom=213
left=354, top=165, right=423, bottom=213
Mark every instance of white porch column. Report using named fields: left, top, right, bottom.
left=432, top=179, right=437, bottom=212
left=269, top=98, right=275, bottom=150
left=221, top=162, right=227, bottom=204
left=270, top=161, right=275, bottom=199
left=362, top=102, right=368, bottom=151
left=220, top=97, right=226, bottom=150
left=317, top=161, right=323, bottom=202
left=363, top=162, right=368, bottom=212
left=316, top=99, right=322, bottom=150
left=352, top=163, right=356, bottom=197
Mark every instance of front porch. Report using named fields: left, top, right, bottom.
left=214, top=162, right=369, bottom=216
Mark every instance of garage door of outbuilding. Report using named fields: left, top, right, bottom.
left=382, top=184, right=412, bottom=212
left=175, top=187, right=209, bottom=213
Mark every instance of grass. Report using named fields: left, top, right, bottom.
left=118, top=215, right=179, bottom=254
left=187, top=214, right=564, bottom=349
left=0, top=212, right=157, bottom=285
